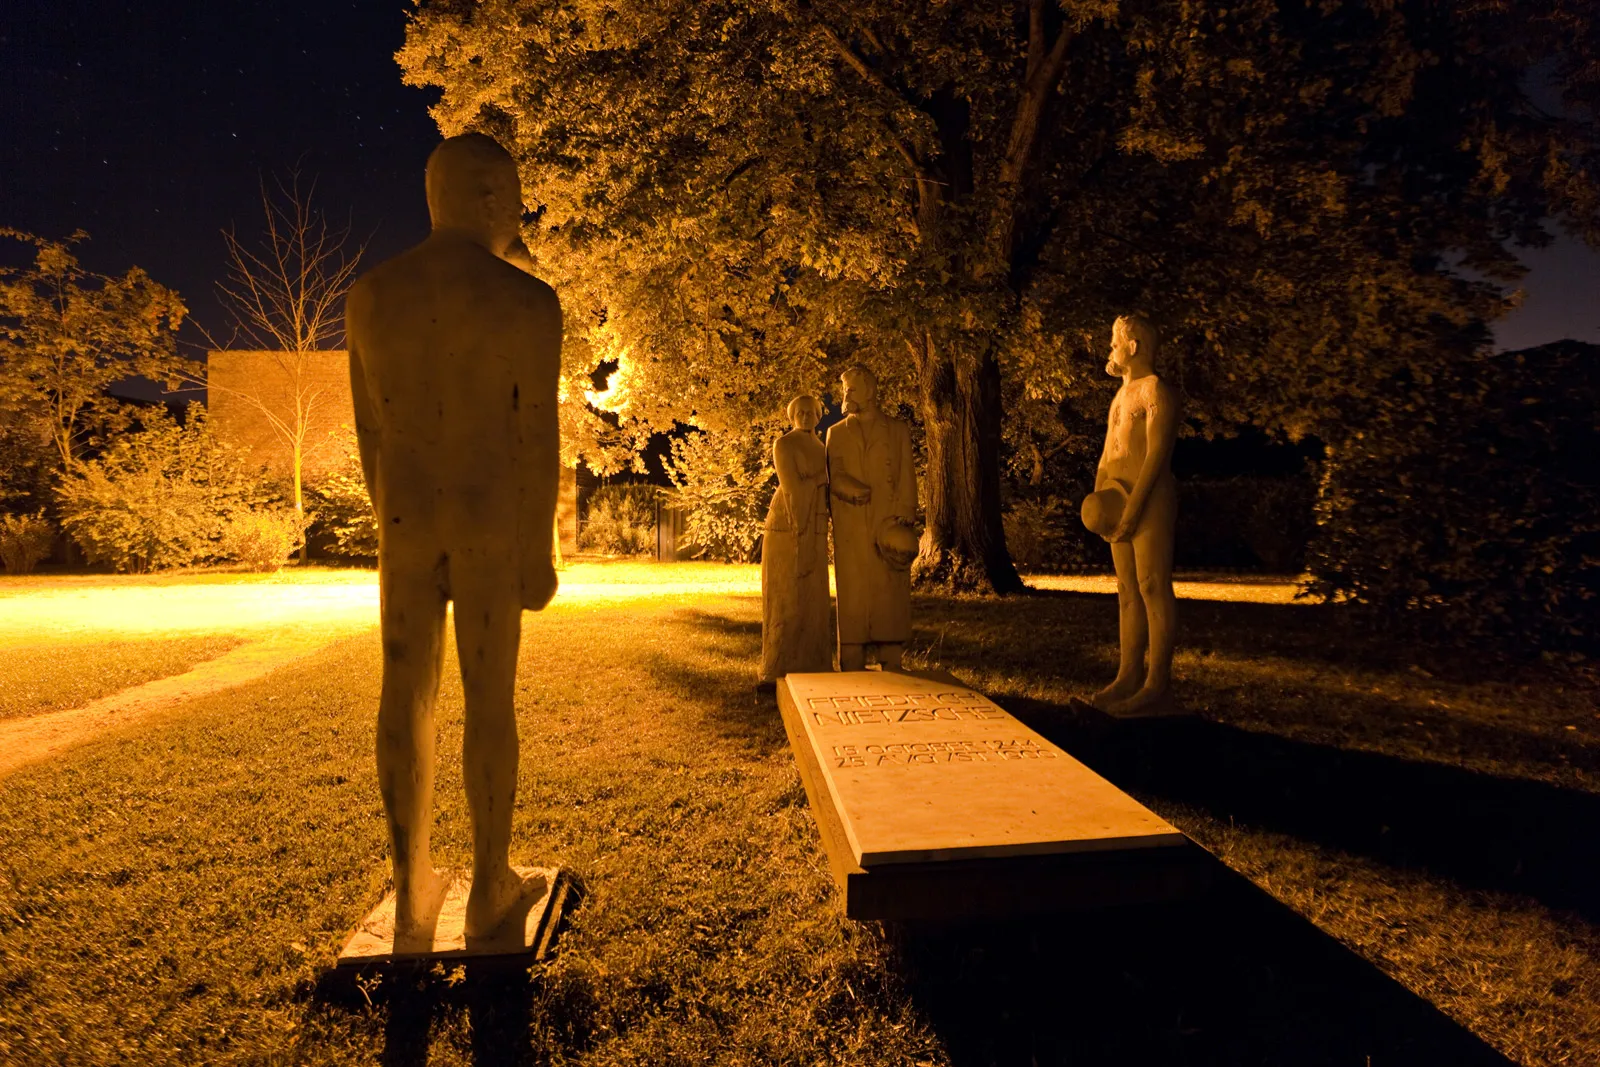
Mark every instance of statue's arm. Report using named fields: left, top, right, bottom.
left=895, top=423, right=918, bottom=521
left=520, top=285, right=563, bottom=570
left=346, top=295, right=381, bottom=513
left=1120, top=382, right=1180, bottom=533
left=827, top=429, right=872, bottom=505
left=1093, top=403, right=1117, bottom=492
left=773, top=437, right=808, bottom=533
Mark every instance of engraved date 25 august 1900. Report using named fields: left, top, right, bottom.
left=832, top=738, right=1059, bottom=768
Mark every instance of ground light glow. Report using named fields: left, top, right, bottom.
left=0, top=562, right=1313, bottom=647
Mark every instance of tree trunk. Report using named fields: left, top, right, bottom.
left=905, top=5, right=1071, bottom=593
left=903, top=92, right=1023, bottom=595
left=292, top=448, right=308, bottom=563
left=911, top=330, right=1024, bottom=594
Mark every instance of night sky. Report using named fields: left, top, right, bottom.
left=2, top=0, right=1597, bottom=386
left=1, top=0, right=440, bottom=384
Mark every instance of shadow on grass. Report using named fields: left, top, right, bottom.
left=662, top=607, right=1514, bottom=1064
left=943, top=584, right=1594, bottom=690
left=312, top=962, right=538, bottom=1067
left=1009, top=700, right=1600, bottom=923
left=909, top=589, right=1598, bottom=917
left=639, top=608, right=789, bottom=754
left=892, top=870, right=1511, bottom=1066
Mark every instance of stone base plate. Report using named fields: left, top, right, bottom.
left=336, top=866, right=567, bottom=967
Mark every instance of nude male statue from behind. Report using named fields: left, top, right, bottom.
left=345, top=133, right=562, bottom=940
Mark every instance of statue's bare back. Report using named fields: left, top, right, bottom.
left=348, top=235, right=560, bottom=571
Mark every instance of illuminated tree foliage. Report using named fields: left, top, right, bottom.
left=402, top=0, right=1598, bottom=592
left=0, top=230, right=189, bottom=478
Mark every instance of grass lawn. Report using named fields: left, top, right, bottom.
left=0, top=636, right=247, bottom=721
left=0, top=568, right=1594, bottom=1065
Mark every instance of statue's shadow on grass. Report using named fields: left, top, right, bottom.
left=922, top=587, right=1598, bottom=918
left=624, top=601, right=1556, bottom=1062
left=659, top=598, right=1533, bottom=1064
left=1017, top=702, right=1600, bottom=923
left=310, top=880, right=589, bottom=1067
left=311, top=956, right=539, bottom=1067
left=889, top=871, right=1511, bottom=1066
left=640, top=607, right=789, bottom=753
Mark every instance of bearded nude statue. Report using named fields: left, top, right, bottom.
left=1082, top=313, right=1181, bottom=716
left=346, top=133, right=562, bottom=941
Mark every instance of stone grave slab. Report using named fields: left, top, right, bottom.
left=336, top=866, right=567, bottom=968
left=777, top=671, right=1211, bottom=920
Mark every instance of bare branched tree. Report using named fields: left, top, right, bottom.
left=188, top=172, right=364, bottom=558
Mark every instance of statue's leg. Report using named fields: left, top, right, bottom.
left=1109, top=485, right=1178, bottom=715
left=839, top=643, right=867, bottom=671
left=377, top=552, right=452, bottom=934
left=877, top=642, right=904, bottom=671
left=451, top=551, right=537, bottom=939
left=1092, top=540, right=1146, bottom=709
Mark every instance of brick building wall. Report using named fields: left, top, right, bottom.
left=207, top=349, right=579, bottom=553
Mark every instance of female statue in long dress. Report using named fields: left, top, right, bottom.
left=760, top=395, right=833, bottom=682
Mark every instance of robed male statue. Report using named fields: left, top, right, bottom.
left=827, top=364, right=918, bottom=672
left=346, top=133, right=562, bottom=941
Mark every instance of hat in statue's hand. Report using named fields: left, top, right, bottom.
left=875, top=518, right=921, bottom=570
left=1080, top=480, right=1130, bottom=541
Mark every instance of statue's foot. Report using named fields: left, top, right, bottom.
left=1105, top=685, right=1176, bottom=718
left=1091, top=676, right=1142, bottom=711
left=393, top=868, right=454, bottom=938
left=464, top=865, right=548, bottom=940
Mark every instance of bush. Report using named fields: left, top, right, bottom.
left=1004, top=497, right=1070, bottom=571
left=219, top=508, right=308, bottom=572
left=56, top=405, right=270, bottom=573
left=305, top=446, right=378, bottom=558
left=580, top=483, right=659, bottom=556
left=665, top=426, right=775, bottom=562
left=0, top=511, right=55, bottom=574
left=1307, top=341, right=1600, bottom=655
left=1004, top=469, right=1320, bottom=575
left=1176, top=474, right=1318, bottom=572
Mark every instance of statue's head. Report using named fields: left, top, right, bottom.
left=425, top=133, right=523, bottom=257
left=840, top=364, right=878, bottom=415
left=787, top=394, right=822, bottom=432
left=1108, top=312, right=1160, bottom=377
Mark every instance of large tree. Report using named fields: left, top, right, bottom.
left=401, top=0, right=1598, bottom=591
left=0, top=230, right=188, bottom=478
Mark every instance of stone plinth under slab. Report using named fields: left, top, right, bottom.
left=336, top=866, right=566, bottom=968
left=777, top=671, right=1211, bottom=920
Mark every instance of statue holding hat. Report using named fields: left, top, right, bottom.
left=827, top=365, right=919, bottom=672
left=1081, top=313, right=1182, bottom=716
left=760, top=395, right=834, bottom=683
